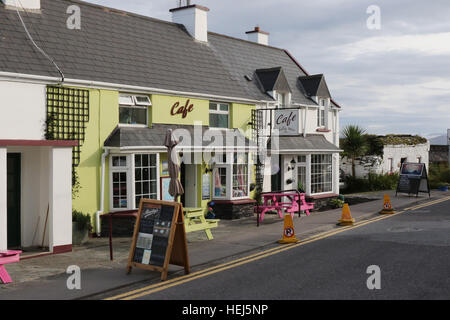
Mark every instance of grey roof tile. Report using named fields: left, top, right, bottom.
left=0, top=0, right=338, bottom=106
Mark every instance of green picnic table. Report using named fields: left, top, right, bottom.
left=183, top=207, right=219, bottom=240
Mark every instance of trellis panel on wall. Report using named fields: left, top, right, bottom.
left=45, top=86, right=90, bottom=167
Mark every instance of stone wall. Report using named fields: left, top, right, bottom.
left=212, top=200, right=256, bottom=220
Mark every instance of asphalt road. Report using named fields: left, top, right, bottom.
left=108, top=198, right=450, bottom=300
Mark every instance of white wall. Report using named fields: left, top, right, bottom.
left=171, top=7, right=208, bottom=42
left=0, top=147, right=7, bottom=250
left=7, top=147, right=50, bottom=247
left=0, top=81, right=46, bottom=140
left=382, top=143, right=430, bottom=172
left=48, top=147, right=72, bottom=251
left=340, top=143, right=430, bottom=178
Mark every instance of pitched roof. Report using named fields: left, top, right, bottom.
left=0, top=0, right=337, bottom=107
left=298, top=74, right=331, bottom=98
left=255, top=67, right=291, bottom=93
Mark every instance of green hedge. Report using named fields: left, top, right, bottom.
left=342, top=173, right=399, bottom=194
left=429, top=164, right=450, bottom=189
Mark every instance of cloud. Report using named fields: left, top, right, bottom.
left=332, top=32, right=450, bottom=60
left=82, top=0, right=450, bottom=136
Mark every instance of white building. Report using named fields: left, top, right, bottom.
left=0, top=81, right=74, bottom=253
left=256, top=73, right=342, bottom=200
left=341, top=135, right=430, bottom=178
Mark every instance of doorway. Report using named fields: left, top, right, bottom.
left=181, top=164, right=197, bottom=208
left=7, top=153, right=21, bottom=249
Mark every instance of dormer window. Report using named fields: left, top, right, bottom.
left=276, top=91, right=289, bottom=108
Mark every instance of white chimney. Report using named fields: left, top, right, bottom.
left=2, top=0, right=40, bottom=10
left=170, top=4, right=209, bottom=43
left=246, top=26, right=269, bottom=46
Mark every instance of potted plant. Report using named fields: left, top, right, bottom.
left=72, top=211, right=92, bottom=245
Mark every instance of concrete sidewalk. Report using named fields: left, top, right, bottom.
left=1, top=190, right=448, bottom=300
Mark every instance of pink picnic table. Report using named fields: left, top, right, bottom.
left=0, top=250, right=22, bottom=284
left=255, top=192, right=314, bottom=223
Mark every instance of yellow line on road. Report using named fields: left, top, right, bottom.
left=105, top=196, right=450, bottom=300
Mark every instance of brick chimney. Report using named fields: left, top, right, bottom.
left=170, top=4, right=209, bottom=43
left=246, top=26, right=269, bottom=46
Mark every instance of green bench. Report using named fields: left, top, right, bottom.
left=183, top=207, right=219, bottom=240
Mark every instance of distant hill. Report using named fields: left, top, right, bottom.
left=430, top=135, right=447, bottom=145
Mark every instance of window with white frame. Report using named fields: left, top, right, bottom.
left=233, top=153, right=249, bottom=198
left=311, top=154, right=333, bottom=194
left=134, top=154, right=158, bottom=208
left=297, top=155, right=307, bottom=192
left=110, top=154, right=159, bottom=210
left=212, top=152, right=250, bottom=200
left=119, top=94, right=151, bottom=126
left=111, top=156, right=129, bottom=209
left=213, top=167, right=227, bottom=198
left=276, top=92, right=289, bottom=108
left=317, top=99, right=326, bottom=127
left=209, top=102, right=229, bottom=129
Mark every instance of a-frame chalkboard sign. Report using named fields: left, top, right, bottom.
left=126, top=199, right=190, bottom=281
left=396, top=163, right=431, bottom=198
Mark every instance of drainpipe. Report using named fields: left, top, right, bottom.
left=96, top=149, right=109, bottom=236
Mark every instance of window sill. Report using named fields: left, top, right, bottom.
left=118, top=124, right=148, bottom=128
left=316, top=128, right=331, bottom=133
left=308, top=193, right=338, bottom=200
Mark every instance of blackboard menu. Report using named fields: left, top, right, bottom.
left=396, top=163, right=430, bottom=197
left=397, top=175, right=411, bottom=194
left=133, top=203, right=174, bottom=267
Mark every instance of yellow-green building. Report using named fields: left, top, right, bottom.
left=1, top=0, right=343, bottom=243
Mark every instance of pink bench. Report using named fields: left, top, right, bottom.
left=0, top=250, right=22, bottom=284
left=255, top=192, right=314, bottom=223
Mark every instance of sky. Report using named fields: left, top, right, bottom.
left=85, top=0, right=450, bottom=138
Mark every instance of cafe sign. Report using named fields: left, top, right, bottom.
left=273, top=109, right=299, bottom=136
left=170, top=99, right=194, bottom=119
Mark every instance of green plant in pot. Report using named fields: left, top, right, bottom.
left=329, top=198, right=345, bottom=209
left=72, top=210, right=92, bottom=245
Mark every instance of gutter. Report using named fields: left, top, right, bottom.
left=0, top=71, right=264, bottom=105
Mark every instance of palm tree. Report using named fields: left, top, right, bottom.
left=341, top=125, right=368, bottom=177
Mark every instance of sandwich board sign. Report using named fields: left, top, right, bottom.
left=396, top=162, right=430, bottom=198
left=127, top=199, right=190, bottom=281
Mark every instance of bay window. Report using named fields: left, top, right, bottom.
left=233, top=153, right=249, bottom=198
left=296, top=155, right=307, bottom=192
left=311, top=154, right=333, bottom=194
left=213, top=152, right=250, bottom=200
left=110, top=154, right=159, bottom=210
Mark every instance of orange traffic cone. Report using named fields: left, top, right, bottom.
left=278, top=214, right=299, bottom=244
left=338, top=204, right=355, bottom=226
left=380, top=194, right=395, bottom=214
